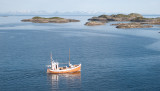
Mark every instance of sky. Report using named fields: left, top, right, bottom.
left=0, top=0, right=160, bottom=14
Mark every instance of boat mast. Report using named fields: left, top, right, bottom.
left=51, top=52, right=53, bottom=69
left=69, top=48, right=70, bottom=66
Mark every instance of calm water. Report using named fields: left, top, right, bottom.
left=0, top=15, right=160, bottom=91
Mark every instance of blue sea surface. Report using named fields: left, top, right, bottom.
left=0, top=15, right=160, bottom=91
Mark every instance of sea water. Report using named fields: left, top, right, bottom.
left=0, top=15, right=160, bottom=91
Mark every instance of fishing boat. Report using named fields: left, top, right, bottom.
left=47, top=49, right=81, bottom=74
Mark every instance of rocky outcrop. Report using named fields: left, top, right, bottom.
left=21, top=16, right=80, bottom=23
left=86, top=13, right=160, bottom=28
left=85, top=21, right=105, bottom=26
left=88, top=17, right=107, bottom=23
left=69, top=19, right=80, bottom=22
left=112, top=23, right=153, bottom=29
left=112, top=23, right=141, bottom=26
left=131, top=17, right=160, bottom=25
left=88, top=13, right=143, bottom=22
left=88, top=13, right=160, bottom=25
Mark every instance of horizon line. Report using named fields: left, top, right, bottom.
left=0, top=14, right=160, bottom=16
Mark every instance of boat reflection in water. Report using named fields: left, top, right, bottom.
left=47, top=71, right=81, bottom=90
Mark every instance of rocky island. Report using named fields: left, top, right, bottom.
left=21, top=16, right=80, bottom=23
left=112, top=23, right=153, bottom=29
left=131, top=17, right=160, bottom=25
left=85, top=21, right=105, bottom=26
left=88, top=13, right=143, bottom=22
left=85, top=13, right=160, bottom=28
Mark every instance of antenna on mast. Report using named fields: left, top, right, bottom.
left=69, top=48, right=70, bottom=66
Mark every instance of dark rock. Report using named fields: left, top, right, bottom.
left=69, top=19, right=80, bottom=22
left=131, top=17, right=150, bottom=22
